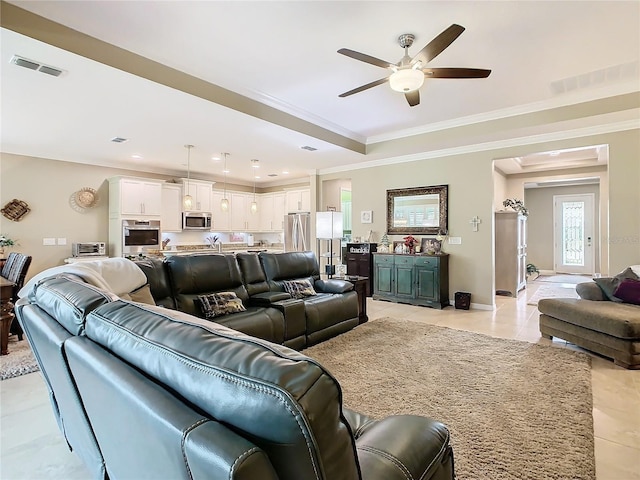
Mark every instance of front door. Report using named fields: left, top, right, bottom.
left=553, top=194, right=595, bottom=275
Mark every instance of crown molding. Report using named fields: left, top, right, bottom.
left=367, top=81, right=640, bottom=145
left=320, top=119, right=640, bottom=176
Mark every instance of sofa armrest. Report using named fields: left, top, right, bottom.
left=247, top=291, right=292, bottom=307
left=355, top=415, right=454, bottom=480
left=576, top=282, right=606, bottom=301
left=314, top=279, right=354, bottom=294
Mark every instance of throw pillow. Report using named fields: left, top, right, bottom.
left=594, top=267, right=640, bottom=302
left=128, top=284, right=156, bottom=305
left=613, top=278, right=640, bottom=305
left=195, top=292, right=246, bottom=319
left=282, top=279, right=317, bottom=299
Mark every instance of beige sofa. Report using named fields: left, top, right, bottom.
left=538, top=267, right=640, bottom=369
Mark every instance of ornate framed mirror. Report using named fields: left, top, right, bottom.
left=386, top=185, right=448, bottom=235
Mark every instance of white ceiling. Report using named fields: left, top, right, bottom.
left=1, top=1, right=639, bottom=186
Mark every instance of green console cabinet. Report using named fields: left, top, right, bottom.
left=373, top=253, right=450, bottom=309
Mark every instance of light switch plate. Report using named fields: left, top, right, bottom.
left=448, top=237, right=462, bottom=245
left=43, top=237, right=56, bottom=245
left=57, top=237, right=67, bottom=245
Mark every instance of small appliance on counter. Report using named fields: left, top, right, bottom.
left=72, top=242, right=106, bottom=257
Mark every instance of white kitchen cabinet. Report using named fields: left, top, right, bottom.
left=230, top=192, right=259, bottom=231
left=259, top=192, right=286, bottom=231
left=259, top=194, right=275, bottom=231
left=211, top=191, right=230, bottom=231
left=161, top=184, right=182, bottom=232
left=285, top=189, right=310, bottom=213
left=181, top=179, right=213, bottom=212
left=272, top=193, right=286, bottom=231
left=109, top=177, right=162, bottom=217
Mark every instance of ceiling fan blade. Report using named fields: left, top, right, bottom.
left=423, top=67, right=491, bottom=78
left=405, top=90, right=420, bottom=107
left=339, top=77, right=390, bottom=97
left=338, top=48, right=395, bottom=69
left=411, top=24, right=465, bottom=66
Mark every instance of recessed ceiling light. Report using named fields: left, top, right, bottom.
left=254, top=175, right=261, bottom=179
left=223, top=169, right=230, bottom=174
left=131, top=154, right=143, bottom=159
left=251, top=159, right=260, bottom=168
left=111, top=137, right=128, bottom=143
left=282, top=170, right=289, bottom=175
left=211, top=155, right=220, bottom=161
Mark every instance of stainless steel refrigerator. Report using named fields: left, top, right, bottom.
left=284, top=213, right=311, bottom=252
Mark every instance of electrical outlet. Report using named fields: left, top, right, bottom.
left=57, top=237, right=67, bottom=245
left=43, top=237, right=56, bottom=245
left=448, top=237, right=462, bottom=245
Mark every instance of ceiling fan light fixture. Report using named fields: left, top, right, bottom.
left=389, top=68, right=424, bottom=93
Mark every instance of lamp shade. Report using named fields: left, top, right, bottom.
left=316, top=211, right=343, bottom=239
left=389, top=68, right=424, bottom=93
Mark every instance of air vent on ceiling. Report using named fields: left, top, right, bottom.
left=110, top=137, right=129, bottom=143
left=268, top=173, right=278, bottom=177
left=550, top=60, right=639, bottom=95
left=10, top=55, right=64, bottom=77
left=301, top=146, right=318, bottom=151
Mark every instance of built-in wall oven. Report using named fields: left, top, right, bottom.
left=122, top=219, right=161, bottom=256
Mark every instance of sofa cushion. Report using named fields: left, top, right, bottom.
left=119, top=283, right=156, bottom=305
left=196, top=292, right=247, bottom=318
left=134, top=258, right=175, bottom=308
left=614, top=278, right=640, bottom=306
left=259, top=252, right=320, bottom=291
left=538, top=298, right=640, bottom=339
left=236, top=252, right=270, bottom=296
left=166, top=254, right=250, bottom=316
left=594, top=267, right=639, bottom=302
left=576, top=282, right=605, bottom=301
left=31, top=275, right=117, bottom=336
left=282, top=279, right=316, bottom=299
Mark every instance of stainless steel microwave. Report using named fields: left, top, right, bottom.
left=182, top=212, right=212, bottom=230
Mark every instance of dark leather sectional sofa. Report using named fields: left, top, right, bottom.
left=136, top=251, right=361, bottom=349
left=15, top=251, right=456, bottom=479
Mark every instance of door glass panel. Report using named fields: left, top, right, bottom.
left=562, top=201, right=584, bottom=266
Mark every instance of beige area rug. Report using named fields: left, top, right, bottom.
left=0, top=337, right=39, bottom=380
left=304, top=318, right=595, bottom=480
left=535, top=274, right=592, bottom=285
left=527, top=284, right=579, bottom=305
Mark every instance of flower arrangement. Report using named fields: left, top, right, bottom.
left=403, top=235, right=418, bottom=253
left=0, top=234, right=15, bottom=247
left=503, top=198, right=529, bottom=217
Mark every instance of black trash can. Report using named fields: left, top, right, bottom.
left=455, top=292, right=471, bottom=310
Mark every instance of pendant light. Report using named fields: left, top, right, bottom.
left=250, top=159, right=259, bottom=214
left=220, top=152, right=229, bottom=211
left=183, top=144, right=194, bottom=210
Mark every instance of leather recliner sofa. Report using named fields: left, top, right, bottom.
left=16, top=275, right=455, bottom=480
left=136, top=251, right=360, bottom=349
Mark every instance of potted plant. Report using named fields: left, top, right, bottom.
left=503, top=198, right=529, bottom=217
left=0, top=234, right=15, bottom=259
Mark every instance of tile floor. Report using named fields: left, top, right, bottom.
left=1, top=281, right=639, bottom=479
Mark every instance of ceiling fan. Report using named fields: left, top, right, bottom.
left=338, top=24, right=491, bottom=107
